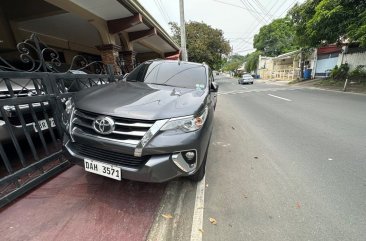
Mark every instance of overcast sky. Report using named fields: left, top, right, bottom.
left=138, top=0, right=305, bottom=55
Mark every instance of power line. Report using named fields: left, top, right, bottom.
left=244, top=0, right=281, bottom=35
left=153, top=0, right=170, bottom=25
left=253, top=0, right=267, bottom=14
left=158, top=0, right=172, bottom=22
left=212, top=0, right=274, bottom=18
left=240, top=0, right=268, bottom=25
left=232, top=0, right=290, bottom=53
left=235, top=48, right=256, bottom=53
left=277, top=0, right=298, bottom=17
left=243, top=0, right=269, bottom=23
left=245, top=0, right=290, bottom=38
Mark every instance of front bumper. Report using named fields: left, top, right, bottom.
left=63, top=116, right=212, bottom=182
left=63, top=142, right=184, bottom=182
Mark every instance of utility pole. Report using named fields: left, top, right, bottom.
left=179, top=0, right=188, bottom=61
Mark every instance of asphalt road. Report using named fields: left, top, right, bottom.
left=150, top=75, right=366, bottom=241
left=3, top=75, right=366, bottom=241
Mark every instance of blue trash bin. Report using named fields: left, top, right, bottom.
left=304, top=69, right=311, bottom=80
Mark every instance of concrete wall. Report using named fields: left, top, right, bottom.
left=337, top=50, right=366, bottom=70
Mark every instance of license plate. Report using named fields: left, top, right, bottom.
left=84, top=159, right=121, bottom=181
left=34, top=118, right=56, bottom=132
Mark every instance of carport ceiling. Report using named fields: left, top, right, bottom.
left=133, top=43, right=154, bottom=53
left=17, top=13, right=103, bottom=47
left=70, top=0, right=133, bottom=20
left=0, top=0, right=65, bottom=21
left=69, top=0, right=178, bottom=54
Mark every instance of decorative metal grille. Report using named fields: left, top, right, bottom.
left=0, top=34, right=108, bottom=74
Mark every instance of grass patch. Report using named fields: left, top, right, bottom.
left=314, top=78, right=344, bottom=87
left=289, top=79, right=301, bottom=85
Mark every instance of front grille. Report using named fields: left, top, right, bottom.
left=71, top=109, right=155, bottom=146
left=71, top=142, right=149, bottom=168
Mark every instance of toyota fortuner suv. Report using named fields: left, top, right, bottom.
left=63, top=60, right=218, bottom=182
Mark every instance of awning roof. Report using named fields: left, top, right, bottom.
left=317, top=45, right=342, bottom=54
left=69, top=0, right=179, bottom=53
left=274, top=50, right=300, bottom=60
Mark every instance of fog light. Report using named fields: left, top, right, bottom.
left=172, top=151, right=197, bottom=173
left=185, top=151, right=195, bottom=160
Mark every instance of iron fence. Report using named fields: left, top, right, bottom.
left=0, top=34, right=120, bottom=208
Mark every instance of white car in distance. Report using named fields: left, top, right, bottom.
left=238, top=74, right=254, bottom=85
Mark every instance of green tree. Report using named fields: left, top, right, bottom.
left=222, top=54, right=245, bottom=73
left=289, top=0, right=321, bottom=47
left=253, top=17, right=299, bottom=57
left=170, top=21, right=231, bottom=69
left=289, top=0, right=366, bottom=47
left=245, top=51, right=262, bottom=73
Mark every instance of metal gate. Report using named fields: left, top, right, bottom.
left=0, top=34, right=119, bottom=208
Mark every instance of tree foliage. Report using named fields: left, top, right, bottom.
left=222, top=54, right=245, bottom=72
left=289, top=0, right=321, bottom=47
left=170, top=21, right=231, bottom=69
left=289, top=0, right=366, bottom=47
left=245, top=51, right=262, bottom=73
left=253, top=17, right=299, bottom=57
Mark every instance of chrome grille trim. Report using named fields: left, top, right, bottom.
left=72, top=127, right=140, bottom=146
left=70, top=109, right=155, bottom=146
left=134, top=119, right=168, bottom=157
left=74, top=110, right=94, bottom=120
left=115, top=122, right=153, bottom=128
left=112, top=130, right=146, bottom=136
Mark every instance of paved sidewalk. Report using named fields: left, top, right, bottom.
left=0, top=166, right=166, bottom=241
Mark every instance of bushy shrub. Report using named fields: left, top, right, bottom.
left=349, top=65, right=366, bottom=82
left=330, top=63, right=349, bottom=80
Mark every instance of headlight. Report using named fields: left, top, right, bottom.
left=62, top=98, right=74, bottom=126
left=65, top=98, right=74, bottom=114
left=161, top=107, right=208, bottom=132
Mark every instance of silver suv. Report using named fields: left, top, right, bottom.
left=63, top=60, right=218, bottom=182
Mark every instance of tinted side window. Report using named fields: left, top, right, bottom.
left=126, top=63, right=149, bottom=82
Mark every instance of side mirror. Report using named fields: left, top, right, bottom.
left=211, top=82, right=219, bottom=92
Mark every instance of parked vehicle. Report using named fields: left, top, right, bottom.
left=63, top=60, right=218, bottom=182
left=0, top=78, right=56, bottom=143
left=238, top=73, right=254, bottom=84
left=0, top=71, right=95, bottom=144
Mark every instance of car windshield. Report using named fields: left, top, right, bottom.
left=126, top=61, right=207, bottom=89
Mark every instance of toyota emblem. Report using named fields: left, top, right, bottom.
left=93, top=116, right=115, bottom=135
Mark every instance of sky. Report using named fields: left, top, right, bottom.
left=138, top=0, right=305, bottom=56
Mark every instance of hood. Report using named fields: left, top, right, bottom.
left=74, top=81, right=207, bottom=120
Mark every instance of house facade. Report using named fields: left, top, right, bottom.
left=0, top=0, right=180, bottom=74
left=258, top=45, right=366, bottom=80
left=258, top=50, right=316, bottom=80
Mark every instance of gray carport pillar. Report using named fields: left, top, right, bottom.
left=96, top=44, right=122, bottom=75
